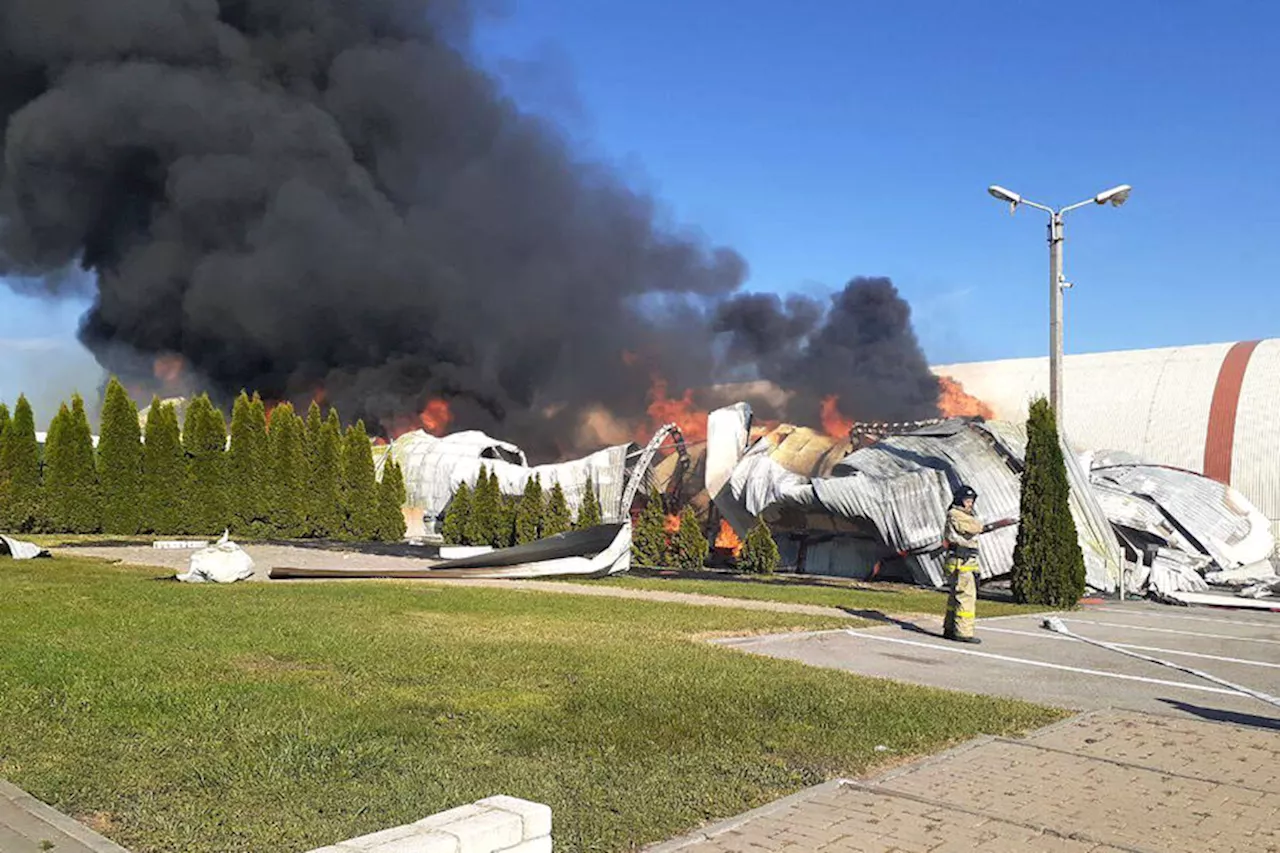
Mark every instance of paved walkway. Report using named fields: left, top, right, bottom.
left=0, top=780, right=130, bottom=853
left=647, top=708, right=1280, bottom=853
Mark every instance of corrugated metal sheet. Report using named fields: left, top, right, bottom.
left=724, top=415, right=1124, bottom=590
left=801, top=538, right=882, bottom=579
left=1088, top=462, right=1274, bottom=569
left=1233, top=338, right=1280, bottom=530
left=386, top=429, right=632, bottom=523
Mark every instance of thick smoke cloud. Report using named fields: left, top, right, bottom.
left=714, top=278, right=940, bottom=426
left=1, top=0, right=939, bottom=456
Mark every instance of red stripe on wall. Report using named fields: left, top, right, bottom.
left=1203, top=340, right=1260, bottom=484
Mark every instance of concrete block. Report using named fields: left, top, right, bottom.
left=415, top=804, right=489, bottom=831
left=367, top=831, right=460, bottom=853
left=342, top=824, right=419, bottom=849
left=476, top=796, right=552, bottom=841
left=502, top=837, right=552, bottom=853
left=438, top=809, right=523, bottom=853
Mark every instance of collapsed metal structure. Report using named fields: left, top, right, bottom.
left=361, top=401, right=1276, bottom=602
left=704, top=402, right=1277, bottom=601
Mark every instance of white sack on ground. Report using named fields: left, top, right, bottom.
left=176, top=531, right=255, bottom=583
left=0, top=535, right=50, bottom=559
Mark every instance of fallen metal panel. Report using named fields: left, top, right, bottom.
left=0, top=535, right=49, bottom=559
left=270, top=524, right=630, bottom=581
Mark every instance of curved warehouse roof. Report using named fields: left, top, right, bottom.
left=933, top=339, right=1280, bottom=533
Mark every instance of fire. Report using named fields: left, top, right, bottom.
left=820, top=395, right=855, bottom=438
left=937, top=376, right=994, bottom=419
left=153, top=354, right=186, bottom=388
left=642, top=375, right=709, bottom=443
left=621, top=350, right=639, bottom=366
left=714, top=519, right=742, bottom=557
left=420, top=398, right=453, bottom=435
left=664, top=514, right=680, bottom=534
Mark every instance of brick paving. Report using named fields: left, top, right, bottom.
left=647, top=709, right=1280, bottom=853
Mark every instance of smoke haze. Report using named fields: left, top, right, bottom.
left=0, top=0, right=940, bottom=456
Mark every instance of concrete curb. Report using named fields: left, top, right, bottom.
left=0, top=779, right=132, bottom=853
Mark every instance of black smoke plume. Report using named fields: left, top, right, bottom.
left=714, top=278, right=941, bottom=427
left=1, top=0, right=939, bottom=456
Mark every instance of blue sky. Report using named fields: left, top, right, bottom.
left=3, top=0, right=1278, bottom=419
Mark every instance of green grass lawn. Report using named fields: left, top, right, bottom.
left=587, top=571, right=1046, bottom=618
left=1, top=557, right=1064, bottom=853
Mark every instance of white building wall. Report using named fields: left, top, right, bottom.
left=935, top=339, right=1280, bottom=537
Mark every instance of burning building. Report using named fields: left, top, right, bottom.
left=934, top=339, right=1280, bottom=540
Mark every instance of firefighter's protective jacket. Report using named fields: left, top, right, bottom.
left=945, top=506, right=983, bottom=551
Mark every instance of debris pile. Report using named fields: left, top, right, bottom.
left=1085, top=451, right=1278, bottom=605
left=175, top=531, right=256, bottom=584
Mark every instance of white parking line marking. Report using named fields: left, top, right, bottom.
left=841, top=629, right=1237, bottom=696
left=1062, top=618, right=1280, bottom=645
left=1088, top=606, right=1279, bottom=629
left=980, top=625, right=1280, bottom=669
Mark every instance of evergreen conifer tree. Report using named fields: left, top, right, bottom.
left=183, top=394, right=228, bottom=535
left=267, top=403, right=307, bottom=537
left=515, top=475, right=544, bottom=544
left=1011, top=397, right=1086, bottom=608
left=227, top=392, right=270, bottom=534
left=0, top=402, right=9, bottom=439
left=632, top=488, right=669, bottom=567
left=45, top=395, right=100, bottom=532
left=739, top=517, right=779, bottom=575
left=441, top=480, right=472, bottom=544
left=497, top=492, right=517, bottom=548
left=465, top=466, right=497, bottom=546
left=98, top=378, right=142, bottom=534
left=42, top=404, right=69, bottom=530
left=576, top=474, right=603, bottom=529
left=671, top=507, right=709, bottom=569
left=339, top=420, right=380, bottom=540
left=543, top=481, right=572, bottom=537
left=0, top=395, right=43, bottom=532
left=305, top=409, right=343, bottom=538
left=141, top=399, right=185, bottom=534
left=376, top=458, right=408, bottom=541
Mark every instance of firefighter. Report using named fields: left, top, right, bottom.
left=943, top=485, right=984, bottom=644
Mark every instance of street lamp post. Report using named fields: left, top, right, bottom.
left=987, top=184, right=1132, bottom=428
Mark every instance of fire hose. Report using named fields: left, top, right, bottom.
left=1042, top=616, right=1280, bottom=710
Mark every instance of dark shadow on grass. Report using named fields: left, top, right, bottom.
left=1158, top=698, right=1280, bottom=731
left=263, top=539, right=442, bottom=559
left=838, top=608, right=941, bottom=638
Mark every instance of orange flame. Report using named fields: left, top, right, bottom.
left=621, top=350, right=639, bottom=366
left=420, top=398, right=453, bottom=435
left=714, top=519, right=743, bottom=557
left=937, top=376, right=994, bottom=419
left=663, top=513, right=680, bottom=534
left=642, top=375, right=709, bottom=443
left=820, top=395, right=855, bottom=438
left=153, top=354, right=186, bottom=388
